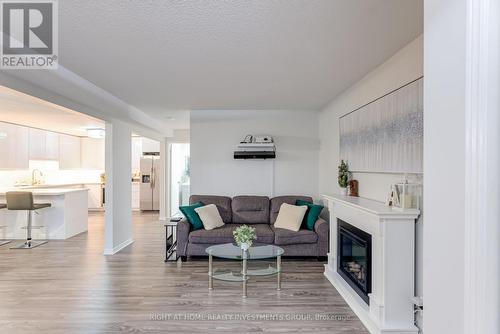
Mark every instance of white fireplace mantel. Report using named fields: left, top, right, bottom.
left=322, top=194, right=420, bottom=334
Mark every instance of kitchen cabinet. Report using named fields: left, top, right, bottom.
left=86, top=184, right=103, bottom=210
left=28, top=128, right=46, bottom=160
left=45, top=132, right=60, bottom=160
left=0, top=188, right=89, bottom=239
left=0, top=122, right=29, bottom=169
left=141, top=137, right=160, bottom=153
left=131, top=137, right=142, bottom=172
left=59, top=134, right=81, bottom=169
left=29, top=128, right=59, bottom=161
left=132, top=182, right=140, bottom=209
left=80, top=138, right=105, bottom=170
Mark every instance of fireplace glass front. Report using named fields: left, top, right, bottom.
left=337, top=219, right=372, bottom=304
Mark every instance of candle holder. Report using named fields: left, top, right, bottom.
left=393, top=182, right=421, bottom=211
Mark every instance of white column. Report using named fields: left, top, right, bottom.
left=463, top=1, right=500, bottom=333
left=424, top=0, right=500, bottom=333
left=424, top=0, right=466, bottom=331
left=159, top=137, right=169, bottom=221
left=104, top=120, right=133, bottom=255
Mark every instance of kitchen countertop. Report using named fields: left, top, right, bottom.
left=0, top=188, right=89, bottom=196
left=12, top=183, right=103, bottom=188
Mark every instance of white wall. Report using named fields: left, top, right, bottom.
left=423, top=0, right=465, bottom=333
left=319, top=35, right=423, bottom=197
left=190, top=110, right=319, bottom=199
left=318, top=35, right=424, bottom=327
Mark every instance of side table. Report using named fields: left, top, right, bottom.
left=164, top=219, right=179, bottom=262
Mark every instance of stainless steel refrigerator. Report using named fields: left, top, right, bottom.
left=140, top=154, right=160, bottom=211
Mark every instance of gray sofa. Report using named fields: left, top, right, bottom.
left=177, top=195, right=329, bottom=259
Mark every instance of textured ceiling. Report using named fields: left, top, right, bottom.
left=58, top=0, right=422, bottom=125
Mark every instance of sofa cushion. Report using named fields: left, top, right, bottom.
left=272, top=226, right=318, bottom=245
left=189, top=224, right=274, bottom=244
left=270, top=195, right=313, bottom=224
left=190, top=195, right=232, bottom=223
left=232, top=196, right=270, bottom=224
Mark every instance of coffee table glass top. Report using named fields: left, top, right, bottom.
left=206, top=243, right=284, bottom=260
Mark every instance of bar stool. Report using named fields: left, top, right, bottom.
left=0, top=203, right=10, bottom=246
left=6, top=192, right=51, bottom=249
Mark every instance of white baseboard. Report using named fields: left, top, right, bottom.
left=103, top=238, right=134, bottom=255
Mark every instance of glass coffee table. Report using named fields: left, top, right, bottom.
left=206, top=243, right=284, bottom=298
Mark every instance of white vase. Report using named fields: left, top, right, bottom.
left=339, top=187, right=348, bottom=196
left=240, top=242, right=250, bottom=251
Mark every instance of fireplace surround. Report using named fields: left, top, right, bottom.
left=322, top=194, right=420, bottom=334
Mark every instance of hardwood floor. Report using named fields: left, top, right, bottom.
left=0, top=211, right=368, bottom=333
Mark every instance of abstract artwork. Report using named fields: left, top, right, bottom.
left=339, top=77, right=423, bottom=173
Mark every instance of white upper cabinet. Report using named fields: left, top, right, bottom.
left=0, top=122, right=29, bottom=169
left=59, top=134, right=81, bottom=169
left=80, top=137, right=105, bottom=170
left=45, top=132, right=60, bottom=160
left=0, top=122, right=87, bottom=170
left=28, top=128, right=46, bottom=160
left=141, top=137, right=160, bottom=153
left=131, top=137, right=142, bottom=171
left=29, top=128, right=60, bottom=161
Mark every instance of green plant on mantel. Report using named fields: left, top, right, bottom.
left=233, top=225, right=257, bottom=247
left=338, top=160, right=350, bottom=188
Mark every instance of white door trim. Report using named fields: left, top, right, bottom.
left=464, top=0, right=500, bottom=333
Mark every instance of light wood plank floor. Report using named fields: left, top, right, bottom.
left=0, top=212, right=368, bottom=333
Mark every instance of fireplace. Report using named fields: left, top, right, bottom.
left=337, top=219, right=372, bottom=304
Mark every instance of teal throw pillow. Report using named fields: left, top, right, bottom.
left=179, top=202, right=205, bottom=230
left=296, top=199, right=324, bottom=231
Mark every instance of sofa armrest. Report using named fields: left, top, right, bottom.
left=314, top=217, right=329, bottom=257
left=314, top=217, right=328, bottom=235
left=177, top=218, right=191, bottom=256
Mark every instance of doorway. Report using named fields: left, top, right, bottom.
left=169, top=143, right=190, bottom=217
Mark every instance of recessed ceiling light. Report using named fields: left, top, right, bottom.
left=0, top=132, right=7, bottom=139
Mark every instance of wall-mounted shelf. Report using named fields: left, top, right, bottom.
left=233, top=135, right=276, bottom=160
left=234, top=151, right=276, bottom=159
left=234, top=143, right=276, bottom=160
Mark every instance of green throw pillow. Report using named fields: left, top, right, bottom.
left=179, top=202, right=205, bottom=230
left=296, top=200, right=324, bottom=231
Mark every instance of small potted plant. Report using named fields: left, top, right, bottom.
left=233, top=225, right=257, bottom=251
left=338, top=160, right=350, bottom=196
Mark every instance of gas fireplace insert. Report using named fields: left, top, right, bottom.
left=337, top=219, right=372, bottom=304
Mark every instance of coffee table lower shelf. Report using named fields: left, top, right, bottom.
left=208, top=255, right=282, bottom=298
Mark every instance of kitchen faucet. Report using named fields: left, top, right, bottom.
left=31, top=169, right=43, bottom=185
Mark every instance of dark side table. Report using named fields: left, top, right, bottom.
left=164, top=219, right=179, bottom=262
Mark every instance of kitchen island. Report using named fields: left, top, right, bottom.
left=0, top=188, right=89, bottom=240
